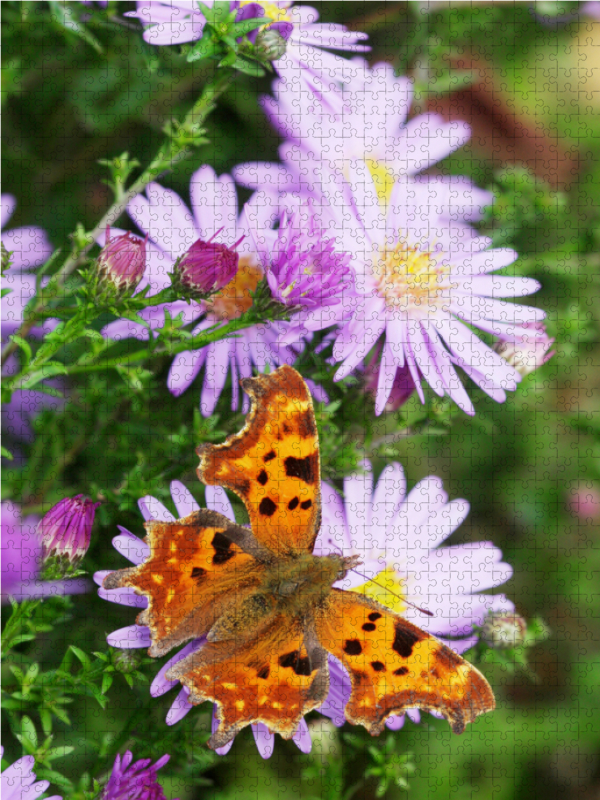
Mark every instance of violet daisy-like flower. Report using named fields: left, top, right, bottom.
left=285, top=161, right=545, bottom=415
left=1, top=501, right=89, bottom=603
left=247, top=202, right=354, bottom=310
left=313, top=460, right=514, bottom=730
left=235, top=60, right=485, bottom=211
left=126, top=2, right=368, bottom=81
left=101, top=751, right=175, bottom=800
left=2, top=196, right=59, bottom=452
left=94, top=481, right=312, bottom=759
left=38, top=495, right=101, bottom=565
left=100, top=166, right=308, bottom=416
left=0, top=747, right=61, bottom=800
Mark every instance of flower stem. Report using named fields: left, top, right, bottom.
left=0, top=68, right=235, bottom=369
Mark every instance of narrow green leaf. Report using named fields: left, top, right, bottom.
left=229, top=16, right=271, bottom=37
left=21, top=715, right=38, bottom=749
left=186, top=32, right=219, bottom=62
left=0, top=445, right=13, bottom=461
left=101, top=673, right=113, bottom=694
left=228, top=56, right=266, bottom=76
left=10, top=334, right=33, bottom=362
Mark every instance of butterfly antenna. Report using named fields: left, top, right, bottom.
left=349, top=567, right=434, bottom=618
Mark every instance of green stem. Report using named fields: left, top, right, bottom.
left=0, top=68, right=235, bottom=369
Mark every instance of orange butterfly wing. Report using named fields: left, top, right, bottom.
left=103, top=510, right=265, bottom=657
left=197, top=365, right=321, bottom=557
left=167, top=613, right=329, bottom=749
left=314, top=589, right=495, bottom=735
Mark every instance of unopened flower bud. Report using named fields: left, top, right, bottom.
left=96, top=227, right=147, bottom=294
left=113, top=648, right=142, bottom=674
left=482, top=612, right=527, bottom=649
left=173, top=230, right=240, bottom=297
left=494, top=322, right=555, bottom=377
left=38, top=495, right=101, bottom=566
left=363, top=343, right=415, bottom=411
left=255, top=28, right=288, bottom=61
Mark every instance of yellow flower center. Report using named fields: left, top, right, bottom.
left=239, top=0, right=291, bottom=24
left=355, top=567, right=406, bottom=614
left=205, top=257, right=262, bottom=321
left=365, top=158, right=396, bottom=205
left=372, top=236, right=452, bottom=314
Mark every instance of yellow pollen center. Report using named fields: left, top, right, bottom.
left=373, top=237, right=451, bottom=314
left=239, top=1, right=291, bottom=25
left=205, top=257, right=262, bottom=321
left=355, top=567, right=406, bottom=614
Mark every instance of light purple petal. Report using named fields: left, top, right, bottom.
left=107, top=624, right=152, bottom=649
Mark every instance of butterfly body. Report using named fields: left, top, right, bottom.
left=104, top=365, right=495, bottom=749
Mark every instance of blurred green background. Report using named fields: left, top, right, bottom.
left=2, top=2, right=600, bottom=798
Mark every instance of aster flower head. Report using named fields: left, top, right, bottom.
left=38, top=495, right=101, bottom=566
left=97, top=226, right=148, bottom=294
left=289, top=161, right=545, bottom=415
left=493, top=321, right=555, bottom=377
left=173, top=229, right=241, bottom=297
left=1, top=501, right=89, bottom=603
left=313, top=460, right=514, bottom=730
left=100, top=167, right=315, bottom=417
left=234, top=60, right=487, bottom=213
left=248, top=202, right=354, bottom=310
left=95, top=481, right=312, bottom=759
left=126, top=2, right=368, bottom=81
left=0, top=747, right=61, bottom=800
left=101, top=751, right=175, bottom=800
left=481, top=612, right=527, bottom=649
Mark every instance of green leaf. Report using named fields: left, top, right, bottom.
left=46, top=746, right=75, bottom=760
left=40, top=709, right=53, bottom=737
left=21, top=716, right=38, bottom=749
left=227, top=55, right=266, bottom=76
left=48, top=1, right=103, bottom=53
left=69, top=645, right=91, bottom=670
left=229, top=16, right=271, bottom=37
left=10, top=334, right=33, bottom=362
left=186, top=31, right=219, bottom=62
left=19, top=363, right=69, bottom=389
left=101, top=673, right=113, bottom=694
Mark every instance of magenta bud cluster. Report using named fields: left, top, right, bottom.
left=38, top=495, right=101, bottom=564
left=174, top=231, right=240, bottom=296
left=97, top=227, right=147, bottom=293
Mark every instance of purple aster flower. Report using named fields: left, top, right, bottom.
left=37, top=495, right=101, bottom=565
left=235, top=60, right=483, bottom=211
left=283, top=161, right=545, bottom=415
left=125, top=2, right=368, bottom=81
left=1, top=501, right=89, bottom=603
left=101, top=750, right=175, bottom=800
left=247, top=202, right=353, bottom=310
left=1, top=197, right=60, bottom=454
left=1, top=195, right=52, bottom=273
left=173, top=230, right=241, bottom=296
left=0, top=747, right=61, bottom=800
left=97, top=227, right=148, bottom=294
left=95, top=481, right=312, bottom=758
left=493, top=321, right=555, bottom=377
left=100, top=166, right=320, bottom=416
left=313, top=459, right=514, bottom=730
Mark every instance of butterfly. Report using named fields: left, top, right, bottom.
left=104, top=365, right=494, bottom=749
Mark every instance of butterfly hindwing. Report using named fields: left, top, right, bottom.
left=197, top=365, right=321, bottom=557
left=314, top=589, right=495, bottom=734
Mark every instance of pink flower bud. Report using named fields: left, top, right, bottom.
left=97, top=227, right=147, bottom=293
left=364, top=342, right=415, bottom=412
left=38, top=495, right=101, bottom=564
left=174, top=230, right=240, bottom=296
left=494, top=322, right=555, bottom=377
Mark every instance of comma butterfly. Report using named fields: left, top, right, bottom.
left=104, top=365, right=495, bottom=749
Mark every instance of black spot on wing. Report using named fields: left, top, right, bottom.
left=284, top=454, right=317, bottom=484
left=394, top=666, right=409, bottom=676
left=362, top=622, right=376, bottom=632
left=344, top=639, right=362, bottom=656
left=257, top=665, right=270, bottom=680
left=191, top=567, right=206, bottom=581
left=371, top=661, right=386, bottom=672
left=279, top=650, right=312, bottom=677
left=282, top=422, right=292, bottom=435
left=257, top=470, right=268, bottom=486
left=300, top=499, right=312, bottom=510
left=288, top=497, right=299, bottom=510
left=298, top=409, right=317, bottom=439
left=392, top=623, right=423, bottom=658
left=263, top=451, right=276, bottom=462
left=211, top=532, right=235, bottom=565
left=368, top=612, right=382, bottom=622
left=259, top=497, right=277, bottom=517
